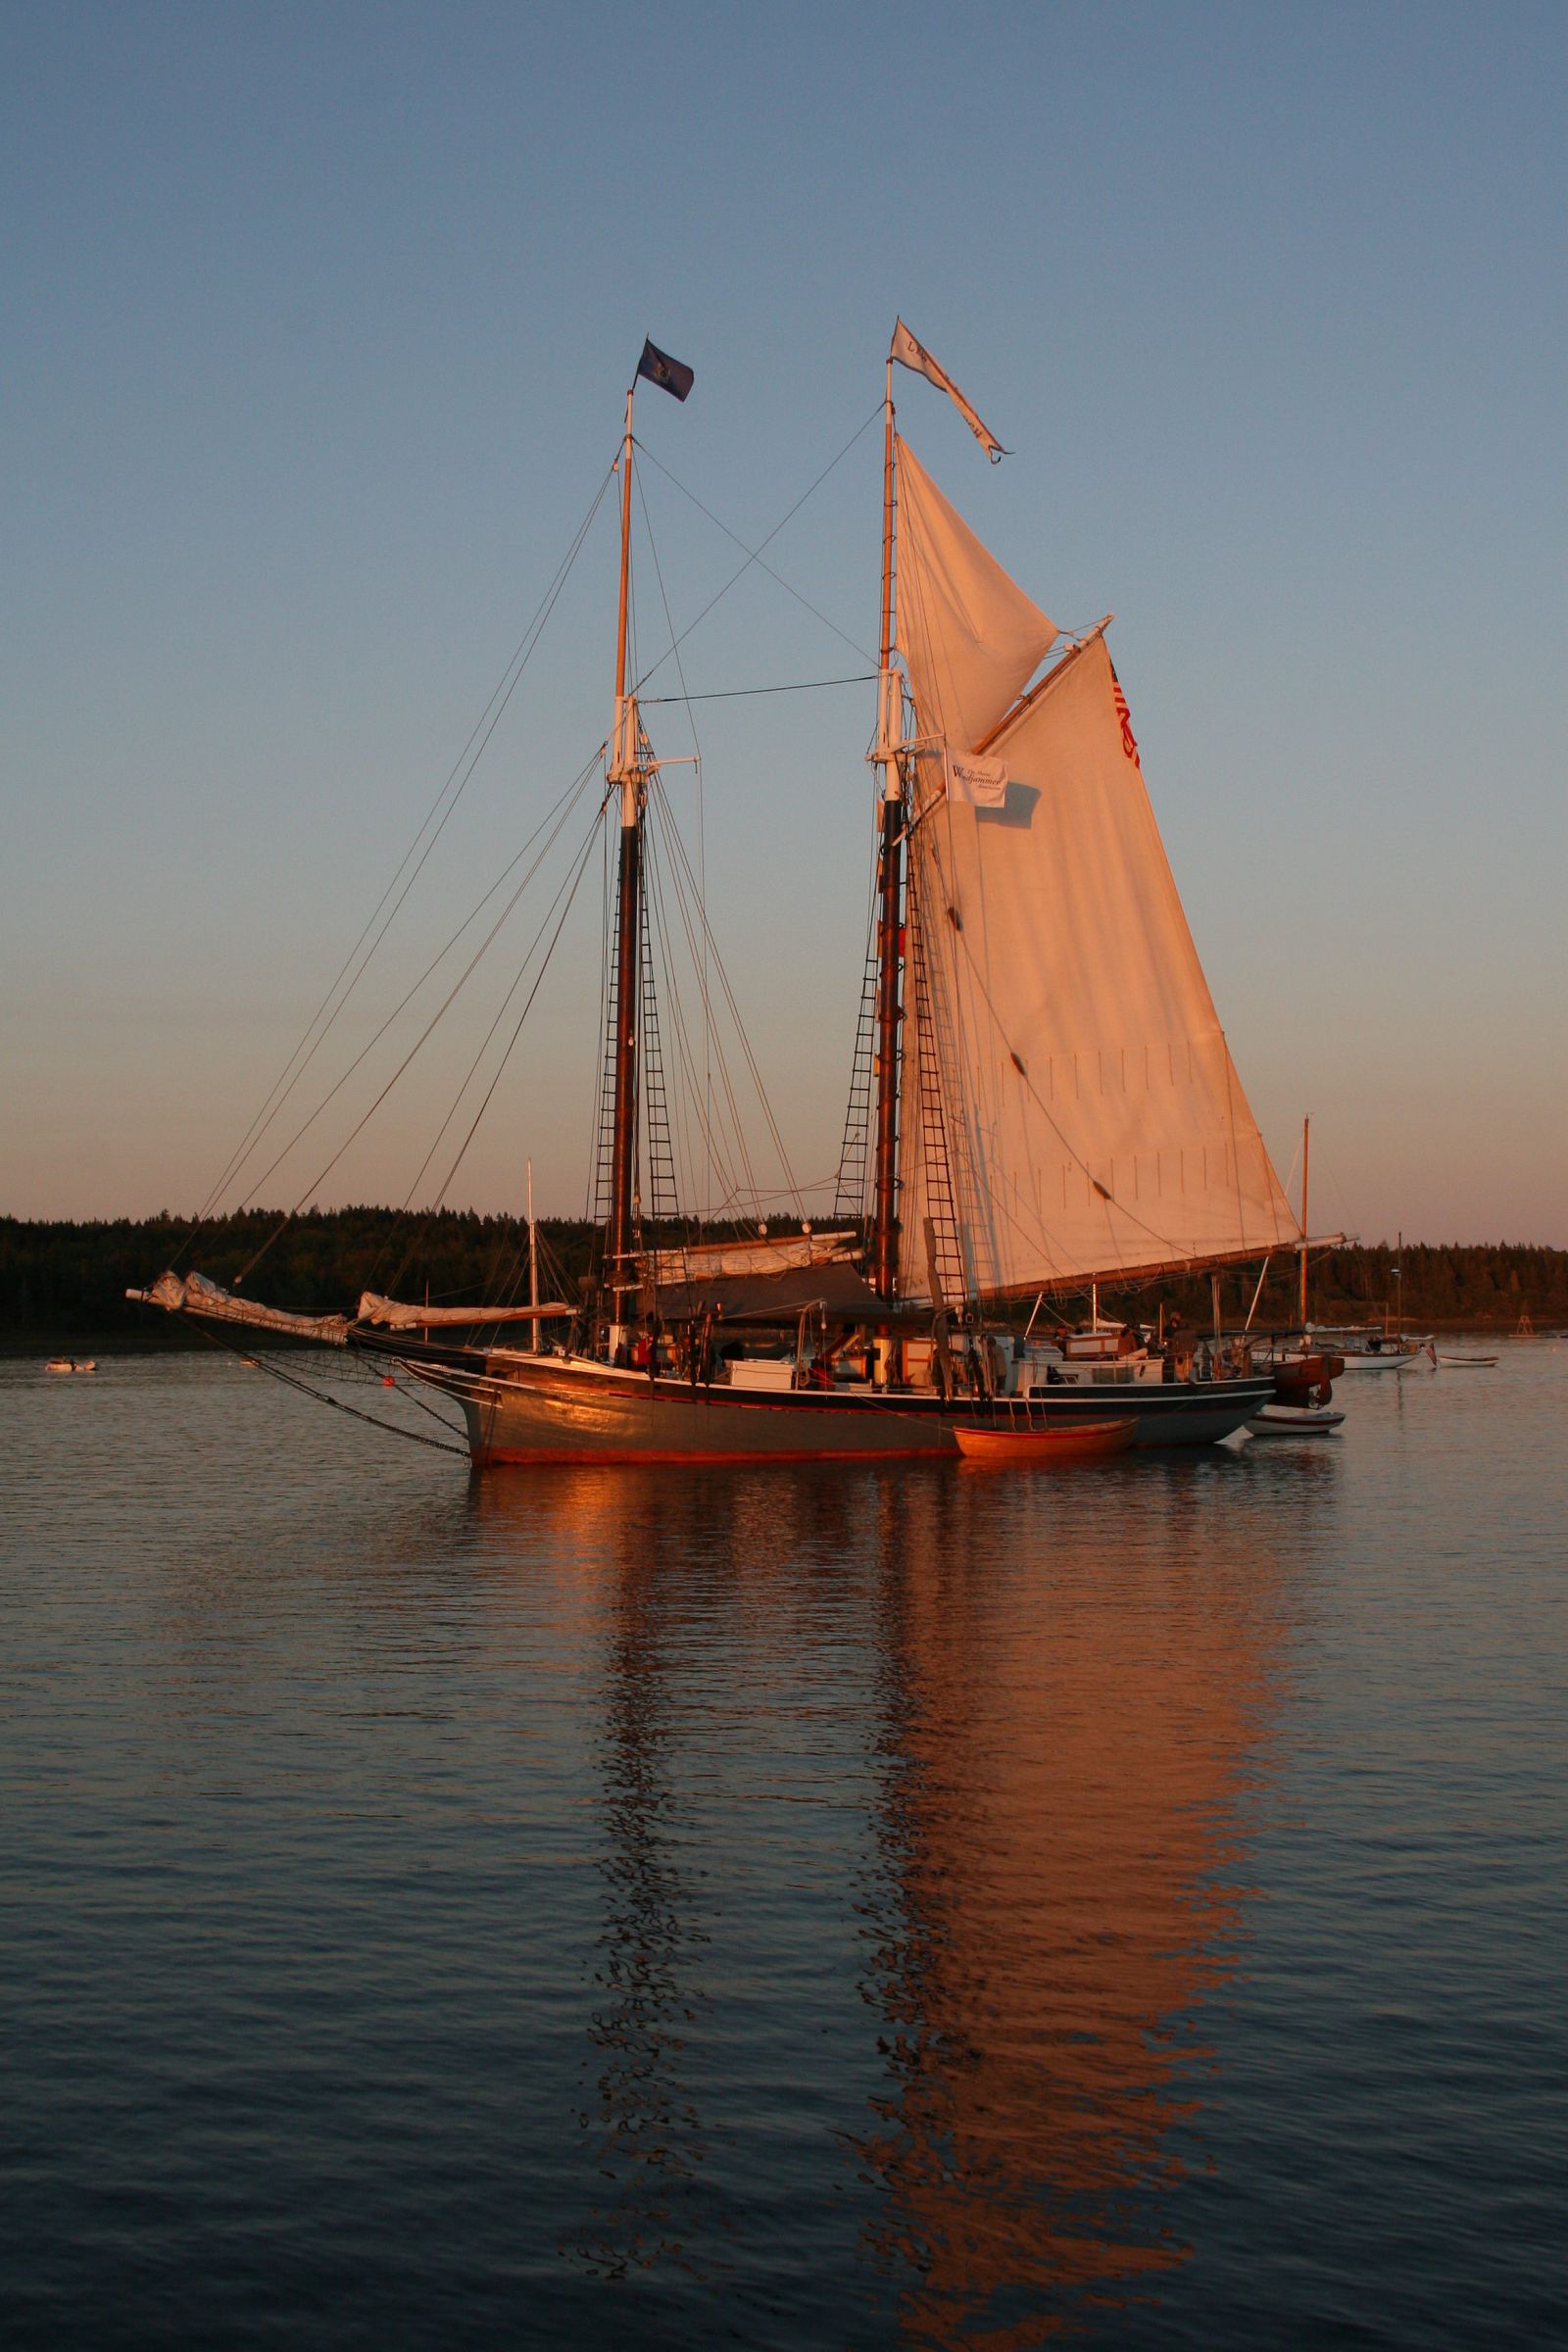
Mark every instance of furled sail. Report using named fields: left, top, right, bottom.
left=355, top=1294, right=573, bottom=1327
left=894, top=438, right=1057, bottom=753
left=127, top=1270, right=352, bottom=1344
left=638, top=1230, right=861, bottom=1284
left=636, top=1228, right=872, bottom=1325
left=893, top=449, right=1297, bottom=1300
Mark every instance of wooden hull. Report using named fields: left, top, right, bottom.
left=378, top=1344, right=1277, bottom=1464
left=954, top=1417, right=1138, bottom=1464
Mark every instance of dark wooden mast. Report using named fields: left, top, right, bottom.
left=606, top=383, right=643, bottom=1335
left=869, top=365, right=906, bottom=1302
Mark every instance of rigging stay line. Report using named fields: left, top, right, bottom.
left=179, top=462, right=618, bottom=1260
left=642, top=674, right=876, bottom=704
left=187, top=1320, right=469, bottom=1457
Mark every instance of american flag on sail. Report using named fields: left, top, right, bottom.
left=1109, top=662, right=1140, bottom=764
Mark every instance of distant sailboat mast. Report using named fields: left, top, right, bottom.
left=1299, top=1116, right=1311, bottom=1328
left=528, top=1156, right=541, bottom=1351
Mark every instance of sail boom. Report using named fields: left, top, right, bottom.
left=964, top=1235, right=1348, bottom=1308
left=356, top=1295, right=575, bottom=1328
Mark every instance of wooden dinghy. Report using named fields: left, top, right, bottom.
left=954, top=1416, right=1138, bottom=1465
left=1437, top=1353, right=1497, bottom=1367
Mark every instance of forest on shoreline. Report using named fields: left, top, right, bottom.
left=2, top=1210, right=1563, bottom=1346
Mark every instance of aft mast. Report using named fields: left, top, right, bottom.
left=869, top=355, right=906, bottom=1302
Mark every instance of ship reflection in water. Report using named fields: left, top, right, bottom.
left=580, top=1484, right=713, bottom=2278
left=470, top=1451, right=1324, bottom=2340
left=853, top=1470, right=1292, bottom=2345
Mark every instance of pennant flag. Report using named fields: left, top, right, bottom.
left=890, top=319, right=1007, bottom=462
left=1109, top=662, right=1140, bottom=764
left=944, top=751, right=1009, bottom=807
left=636, top=338, right=694, bottom=402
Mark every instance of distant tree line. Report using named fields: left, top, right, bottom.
left=0, top=1208, right=590, bottom=1345
left=1, top=1212, right=1563, bottom=1342
left=1138, top=1240, right=1568, bottom=1334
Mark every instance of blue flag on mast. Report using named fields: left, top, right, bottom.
left=636, top=338, right=694, bottom=402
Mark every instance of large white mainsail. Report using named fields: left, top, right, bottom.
left=894, top=434, right=1297, bottom=1302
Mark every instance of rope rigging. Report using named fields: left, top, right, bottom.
left=233, top=763, right=609, bottom=1288
left=179, top=462, right=619, bottom=1262
left=630, top=405, right=881, bottom=694
left=642, top=674, right=876, bottom=704
left=383, top=801, right=609, bottom=1298
left=187, top=404, right=888, bottom=1312
left=185, top=1317, right=468, bottom=1458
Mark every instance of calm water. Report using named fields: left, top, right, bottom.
left=2, top=1345, right=1564, bottom=2348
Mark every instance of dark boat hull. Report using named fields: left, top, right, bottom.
left=376, top=1343, right=1275, bottom=1464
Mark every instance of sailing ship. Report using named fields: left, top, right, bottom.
left=133, top=326, right=1312, bottom=1459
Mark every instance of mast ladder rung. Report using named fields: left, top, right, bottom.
left=834, top=932, right=881, bottom=1222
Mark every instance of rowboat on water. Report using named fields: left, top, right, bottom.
left=954, top=1417, right=1138, bottom=1465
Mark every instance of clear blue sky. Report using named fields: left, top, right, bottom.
left=4, top=0, right=1564, bottom=1245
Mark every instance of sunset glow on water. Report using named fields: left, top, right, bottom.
left=3, top=1348, right=1562, bottom=2346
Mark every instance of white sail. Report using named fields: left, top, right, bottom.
left=893, top=455, right=1297, bottom=1299
left=894, top=438, right=1057, bottom=753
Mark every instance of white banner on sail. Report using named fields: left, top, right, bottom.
left=944, top=751, right=1009, bottom=807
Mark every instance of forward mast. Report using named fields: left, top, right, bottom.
left=606, top=380, right=645, bottom=1347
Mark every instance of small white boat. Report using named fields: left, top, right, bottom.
left=1285, top=1326, right=1428, bottom=1372
left=1437, top=1352, right=1497, bottom=1367
left=1246, top=1403, right=1345, bottom=1436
